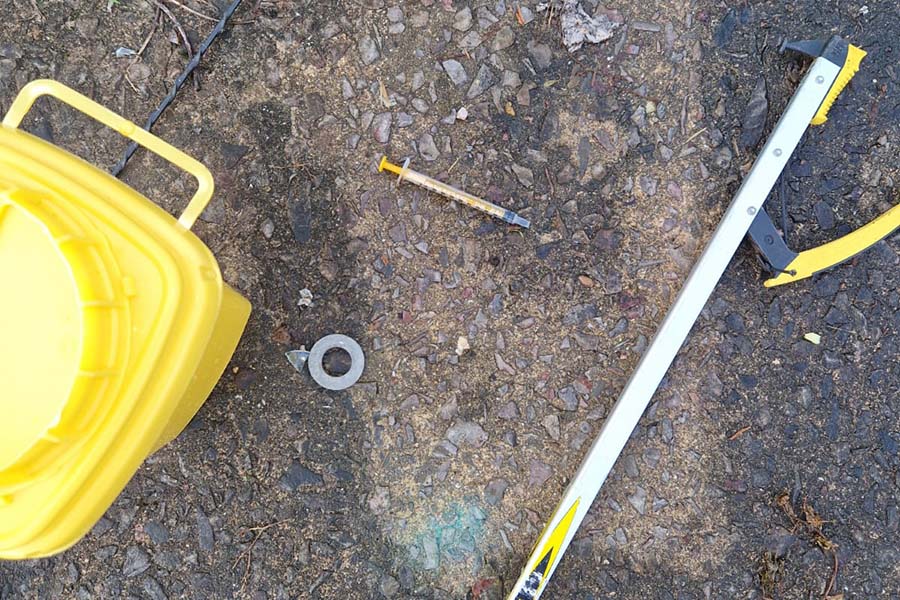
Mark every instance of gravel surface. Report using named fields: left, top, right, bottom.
left=1, top=0, right=898, bottom=598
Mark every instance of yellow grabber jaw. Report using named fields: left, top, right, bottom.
left=781, top=35, right=867, bottom=125
left=760, top=199, right=900, bottom=287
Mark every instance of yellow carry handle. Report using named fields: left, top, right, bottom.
left=811, top=44, right=867, bottom=125
left=781, top=36, right=867, bottom=126
left=2, top=79, right=214, bottom=229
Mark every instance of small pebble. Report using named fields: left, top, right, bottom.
left=442, top=59, right=469, bottom=86
left=459, top=31, right=482, bottom=49
left=466, top=64, right=496, bottom=99
left=527, top=42, right=552, bottom=69
left=141, top=577, right=166, bottom=600
left=279, top=460, right=324, bottom=490
left=556, top=386, right=578, bottom=411
left=358, top=35, right=380, bottom=65
left=196, top=508, right=215, bottom=552
left=373, top=112, right=392, bottom=143
left=122, top=546, right=150, bottom=578
left=446, top=421, right=487, bottom=447
left=261, top=219, right=274, bottom=239
left=511, top=164, right=533, bottom=188
left=814, top=200, right=835, bottom=230
left=453, top=6, right=473, bottom=31
left=528, top=460, right=552, bottom=486
left=386, top=6, right=403, bottom=22
left=484, top=479, right=508, bottom=505
left=491, top=26, right=515, bottom=51
left=380, top=575, right=401, bottom=597
left=628, top=487, right=647, bottom=515
left=418, top=133, right=440, bottom=161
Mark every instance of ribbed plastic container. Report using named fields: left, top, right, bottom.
left=0, top=80, right=251, bottom=558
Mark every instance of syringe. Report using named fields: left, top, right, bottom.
left=379, top=156, right=530, bottom=228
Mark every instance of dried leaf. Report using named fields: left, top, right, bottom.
left=272, top=326, right=291, bottom=345
left=559, top=0, right=619, bottom=52
left=814, top=533, right=836, bottom=551
left=775, top=492, right=798, bottom=524
left=504, top=101, right=516, bottom=116
left=775, top=495, right=841, bottom=600
left=379, top=80, right=395, bottom=108
left=801, top=499, right=825, bottom=531
left=757, top=551, right=784, bottom=598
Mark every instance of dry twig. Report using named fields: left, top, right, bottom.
left=136, top=8, right=163, bottom=57
left=146, top=0, right=200, bottom=90
left=231, top=519, right=291, bottom=592
left=164, top=0, right=219, bottom=21
left=728, top=425, right=751, bottom=441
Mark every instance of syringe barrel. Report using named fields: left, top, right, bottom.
left=401, top=169, right=508, bottom=220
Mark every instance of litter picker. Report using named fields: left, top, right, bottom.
left=507, top=36, right=866, bottom=600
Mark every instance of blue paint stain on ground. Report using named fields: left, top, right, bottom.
left=409, top=498, right=488, bottom=572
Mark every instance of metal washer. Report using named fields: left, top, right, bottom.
left=306, top=334, right=365, bottom=391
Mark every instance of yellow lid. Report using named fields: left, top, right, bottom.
left=0, top=188, right=128, bottom=490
